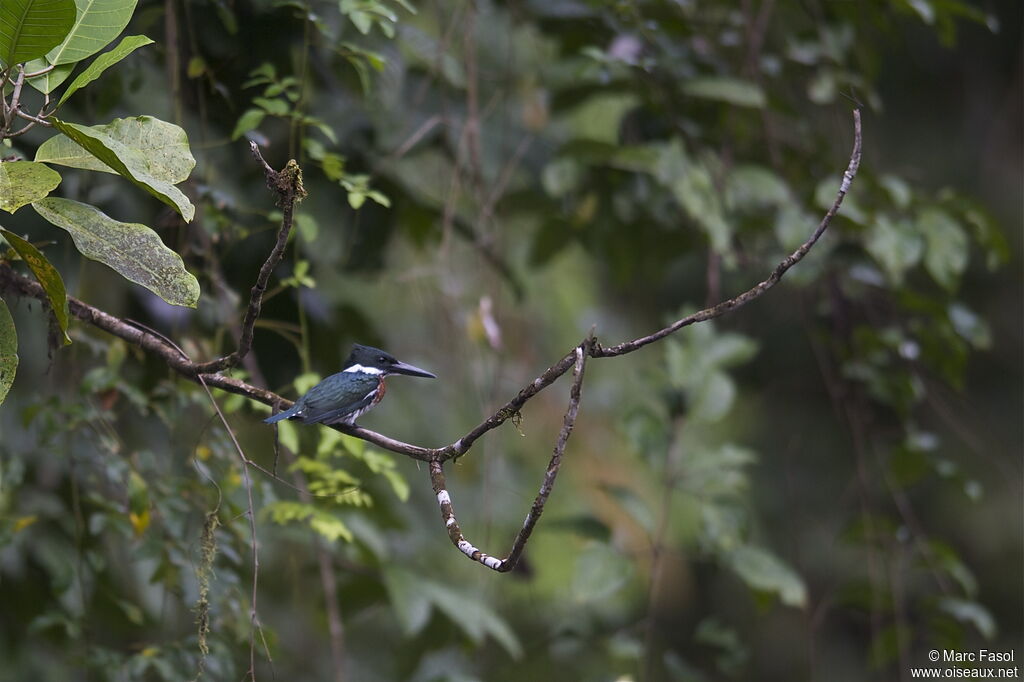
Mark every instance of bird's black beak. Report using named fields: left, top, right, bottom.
left=390, top=360, right=436, bottom=378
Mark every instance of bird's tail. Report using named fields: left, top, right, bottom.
left=264, top=404, right=299, bottom=424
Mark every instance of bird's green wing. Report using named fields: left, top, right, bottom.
left=296, top=372, right=378, bottom=424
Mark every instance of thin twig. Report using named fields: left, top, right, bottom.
left=3, top=65, right=26, bottom=130
left=192, top=376, right=267, bottom=679
left=4, top=121, right=38, bottom=137
left=13, top=107, right=52, bottom=126
left=129, top=321, right=270, bottom=677
left=477, top=134, right=533, bottom=228
left=23, top=63, right=55, bottom=78
left=388, top=114, right=442, bottom=160
left=192, top=143, right=305, bottom=375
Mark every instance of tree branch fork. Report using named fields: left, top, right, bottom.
left=0, top=111, right=862, bottom=572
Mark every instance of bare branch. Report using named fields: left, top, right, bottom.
left=3, top=66, right=26, bottom=131
left=195, top=377, right=265, bottom=678
left=502, top=339, right=589, bottom=568
left=0, top=110, right=862, bottom=474
left=0, top=109, right=862, bottom=574
left=192, top=144, right=306, bottom=375
left=13, top=107, right=51, bottom=127
left=23, top=64, right=55, bottom=78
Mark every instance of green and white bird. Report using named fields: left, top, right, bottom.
left=264, top=344, right=435, bottom=426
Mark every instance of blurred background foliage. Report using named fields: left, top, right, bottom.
left=0, top=0, right=1020, bottom=680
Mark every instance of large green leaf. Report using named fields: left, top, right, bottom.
left=56, top=34, right=152, bottom=106
left=25, top=57, right=75, bottom=93
left=657, top=141, right=731, bottom=254
left=920, top=206, right=968, bottom=290
left=45, top=0, right=138, bottom=65
left=0, top=0, right=76, bottom=65
left=39, top=116, right=193, bottom=183
left=381, top=567, right=522, bottom=659
left=866, top=214, right=923, bottom=285
left=32, top=197, right=200, bottom=307
left=423, top=581, right=523, bottom=659
left=683, top=76, right=767, bottom=108
left=0, top=228, right=71, bottom=344
left=0, top=298, right=16, bottom=406
left=381, top=567, right=432, bottom=636
left=49, top=118, right=195, bottom=221
left=566, top=93, right=638, bottom=144
left=726, top=544, right=807, bottom=608
left=0, top=161, right=62, bottom=213
left=938, top=597, right=997, bottom=639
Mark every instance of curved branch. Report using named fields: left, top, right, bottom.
left=0, top=110, right=862, bottom=468
left=430, top=340, right=589, bottom=572
left=0, top=110, right=862, bottom=574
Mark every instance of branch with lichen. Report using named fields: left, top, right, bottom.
left=0, top=110, right=863, bottom=571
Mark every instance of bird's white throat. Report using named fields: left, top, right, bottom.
left=343, top=364, right=383, bottom=375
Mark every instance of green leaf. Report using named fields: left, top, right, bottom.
left=726, top=544, right=807, bottom=608
left=32, top=197, right=200, bottom=307
left=49, top=117, right=195, bottom=221
left=866, top=214, right=923, bottom=285
left=231, top=109, right=265, bottom=140
left=938, top=597, right=996, bottom=639
left=566, top=93, right=638, bottom=144
left=683, top=76, right=767, bottom=108
left=45, top=0, right=139, bottom=65
left=347, top=191, right=365, bottom=210
left=919, top=207, right=968, bottom=290
left=0, top=229, right=70, bottom=344
left=541, top=157, right=582, bottom=198
left=382, top=567, right=432, bottom=635
left=573, top=543, right=633, bottom=602
left=544, top=514, right=612, bottom=542
left=424, top=581, right=523, bottom=659
left=25, top=57, right=75, bottom=94
left=276, top=419, right=300, bottom=452
left=690, top=370, right=736, bottom=422
left=56, top=34, right=152, bottom=107
left=365, top=190, right=390, bottom=208
left=948, top=302, right=991, bottom=350
left=307, top=510, right=353, bottom=543
left=603, top=484, right=655, bottom=535
left=0, top=161, right=62, bottom=213
left=253, top=97, right=289, bottom=116
left=727, top=165, right=791, bottom=210
left=774, top=203, right=816, bottom=251
left=38, top=116, right=195, bottom=184
left=657, top=141, right=732, bottom=254
left=879, top=174, right=912, bottom=209
left=0, top=298, right=16, bottom=406
left=703, top=333, right=759, bottom=370
left=0, top=0, right=76, bottom=65
left=383, top=568, right=522, bottom=658
left=263, top=501, right=354, bottom=542
left=694, top=618, right=749, bottom=674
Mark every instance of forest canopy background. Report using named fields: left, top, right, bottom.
left=0, top=0, right=1020, bottom=681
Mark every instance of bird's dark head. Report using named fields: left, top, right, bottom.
left=344, top=344, right=436, bottom=378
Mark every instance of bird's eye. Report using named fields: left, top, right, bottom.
left=379, top=356, right=388, bottom=363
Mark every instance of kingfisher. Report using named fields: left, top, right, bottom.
left=263, top=344, right=436, bottom=426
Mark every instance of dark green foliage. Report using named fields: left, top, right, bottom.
left=0, top=0, right=1019, bottom=680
